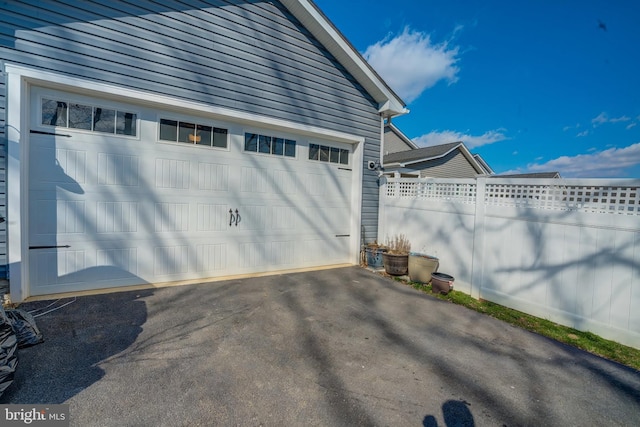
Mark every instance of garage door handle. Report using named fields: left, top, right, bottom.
left=29, top=245, right=71, bottom=249
left=229, top=209, right=241, bottom=227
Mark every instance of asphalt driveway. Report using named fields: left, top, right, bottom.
left=2, top=267, right=639, bottom=426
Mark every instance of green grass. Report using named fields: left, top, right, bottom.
left=396, top=277, right=640, bottom=371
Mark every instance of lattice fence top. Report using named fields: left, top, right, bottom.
left=385, top=178, right=640, bottom=215
left=484, top=183, right=640, bottom=215
left=386, top=179, right=477, bottom=204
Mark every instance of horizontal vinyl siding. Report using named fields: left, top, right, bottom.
left=362, top=127, right=383, bottom=242
left=384, top=127, right=413, bottom=154
left=0, top=0, right=382, bottom=246
left=0, top=0, right=379, bottom=134
left=417, top=150, right=479, bottom=178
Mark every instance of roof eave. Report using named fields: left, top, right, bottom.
left=473, top=154, right=495, bottom=175
left=456, top=145, right=487, bottom=175
left=282, top=0, right=408, bottom=118
left=378, top=100, right=410, bottom=119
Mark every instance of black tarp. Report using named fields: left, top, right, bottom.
left=0, top=306, right=18, bottom=397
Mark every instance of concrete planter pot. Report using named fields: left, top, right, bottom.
left=382, top=252, right=409, bottom=276
left=408, top=253, right=439, bottom=283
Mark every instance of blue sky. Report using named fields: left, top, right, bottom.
left=314, top=0, right=640, bottom=178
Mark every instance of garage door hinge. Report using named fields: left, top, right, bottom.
left=30, top=130, right=71, bottom=137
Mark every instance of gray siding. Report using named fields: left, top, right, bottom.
left=416, top=150, right=480, bottom=178
left=384, top=127, right=413, bottom=154
left=0, top=0, right=384, bottom=249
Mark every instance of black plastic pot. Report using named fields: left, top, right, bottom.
left=431, top=272, right=454, bottom=294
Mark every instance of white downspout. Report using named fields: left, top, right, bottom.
left=379, top=115, right=385, bottom=167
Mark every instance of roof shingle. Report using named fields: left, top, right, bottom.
left=383, top=141, right=461, bottom=164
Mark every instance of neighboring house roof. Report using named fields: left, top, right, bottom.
left=473, top=154, right=495, bottom=175
left=283, top=0, right=408, bottom=119
left=383, top=141, right=490, bottom=176
left=493, top=172, right=561, bottom=178
left=384, top=141, right=462, bottom=165
left=384, top=123, right=419, bottom=154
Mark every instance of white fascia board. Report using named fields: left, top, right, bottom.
left=456, top=145, right=486, bottom=175
left=474, top=155, right=495, bottom=175
left=4, top=64, right=364, bottom=144
left=382, top=161, right=404, bottom=168
left=282, top=0, right=408, bottom=118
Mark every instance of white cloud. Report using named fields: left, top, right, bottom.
left=610, top=115, right=631, bottom=123
left=592, top=112, right=632, bottom=127
left=363, top=27, right=460, bottom=103
left=627, top=122, right=637, bottom=130
left=563, top=123, right=580, bottom=132
left=576, top=130, right=589, bottom=137
left=592, top=112, right=609, bottom=127
left=508, top=143, right=640, bottom=178
left=412, top=129, right=508, bottom=149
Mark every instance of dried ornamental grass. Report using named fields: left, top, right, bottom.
left=385, top=234, right=411, bottom=254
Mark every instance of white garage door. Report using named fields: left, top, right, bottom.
left=27, top=87, right=354, bottom=296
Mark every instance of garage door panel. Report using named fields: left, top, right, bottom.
left=29, top=246, right=143, bottom=288
left=29, top=249, right=83, bottom=288
left=97, top=152, right=140, bottom=187
left=152, top=240, right=231, bottom=280
left=29, top=197, right=87, bottom=244
left=195, top=243, right=229, bottom=273
left=96, top=247, right=139, bottom=277
left=27, top=87, right=356, bottom=296
left=96, top=201, right=139, bottom=234
left=197, top=162, right=230, bottom=191
left=29, top=147, right=88, bottom=192
left=196, top=203, right=231, bottom=232
left=302, top=237, right=350, bottom=265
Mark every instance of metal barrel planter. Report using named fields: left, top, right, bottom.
left=382, top=252, right=409, bottom=275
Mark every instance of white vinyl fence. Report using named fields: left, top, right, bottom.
left=379, top=177, right=640, bottom=349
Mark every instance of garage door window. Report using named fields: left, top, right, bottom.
left=159, top=118, right=228, bottom=148
left=309, top=143, right=349, bottom=165
left=41, top=98, right=137, bottom=136
left=244, top=133, right=296, bottom=157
